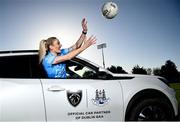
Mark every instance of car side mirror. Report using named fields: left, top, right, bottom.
left=97, top=71, right=113, bottom=80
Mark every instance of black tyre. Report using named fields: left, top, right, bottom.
left=127, top=98, right=174, bottom=121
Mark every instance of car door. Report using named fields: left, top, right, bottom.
left=41, top=59, right=124, bottom=121
left=0, top=55, right=46, bottom=121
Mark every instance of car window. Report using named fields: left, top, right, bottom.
left=66, top=60, right=97, bottom=79
left=0, top=55, right=31, bottom=78
left=29, top=55, right=46, bottom=78
left=0, top=54, right=99, bottom=79
left=0, top=54, right=45, bottom=78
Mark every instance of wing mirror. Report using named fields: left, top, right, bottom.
left=97, top=68, right=113, bottom=79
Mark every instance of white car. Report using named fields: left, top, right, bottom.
left=0, top=50, right=178, bottom=121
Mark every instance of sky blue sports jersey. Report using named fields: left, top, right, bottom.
left=42, top=48, right=69, bottom=78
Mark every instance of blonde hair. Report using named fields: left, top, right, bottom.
left=38, top=37, right=58, bottom=64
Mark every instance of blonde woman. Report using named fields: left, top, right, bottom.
left=39, top=18, right=96, bottom=78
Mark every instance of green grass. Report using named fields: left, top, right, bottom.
left=170, top=83, right=180, bottom=120
left=170, top=83, right=180, bottom=103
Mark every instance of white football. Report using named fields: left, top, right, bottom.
left=102, top=1, right=118, bottom=19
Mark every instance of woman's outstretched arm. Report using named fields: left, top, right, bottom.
left=69, top=18, right=88, bottom=51
left=53, top=36, right=96, bottom=64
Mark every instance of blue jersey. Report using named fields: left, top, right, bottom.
left=42, top=48, right=69, bottom=78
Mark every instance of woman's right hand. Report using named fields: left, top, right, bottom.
left=82, top=36, right=96, bottom=50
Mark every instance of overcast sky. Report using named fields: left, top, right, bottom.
left=0, top=0, right=180, bottom=73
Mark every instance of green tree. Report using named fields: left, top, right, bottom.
left=107, top=65, right=127, bottom=74
left=132, top=65, right=147, bottom=74
left=153, top=60, right=180, bottom=83
left=153, top=68, right=161, bottom=76
left=160, top=60, right=180, bottom=82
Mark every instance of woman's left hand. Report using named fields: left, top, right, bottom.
left=82, top=18, right=88, bottom=32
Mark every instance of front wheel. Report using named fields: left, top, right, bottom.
left=127, top=98, right=174, bottom=121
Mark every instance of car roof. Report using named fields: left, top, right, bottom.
left=0, top=50, right=38, bottom=54
left=0, top=50, right=38, bottom=57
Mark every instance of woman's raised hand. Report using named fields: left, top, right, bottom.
left=82, top=36, right=96, bottom=50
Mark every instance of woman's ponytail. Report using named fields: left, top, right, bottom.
left=39, top=39, right=47, bottom=64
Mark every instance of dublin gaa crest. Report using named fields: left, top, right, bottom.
left=92, top=89, right=110, bottom=106
left=67, top=90, right=82, bottom=107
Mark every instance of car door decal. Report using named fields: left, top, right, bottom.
left=67, top=90, right=82, bottom=107
left=67, top=89, right=112, bottom=120
left=92, top=89, right=110, bottom=107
